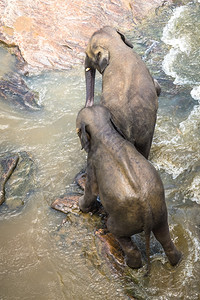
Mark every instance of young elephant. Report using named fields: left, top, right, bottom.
left=85, top=26, right=161, bottom=159
left=76, top=105, right=181, bottom=270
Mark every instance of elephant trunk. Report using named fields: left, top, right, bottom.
left=85, top=67, right=96, bottom=107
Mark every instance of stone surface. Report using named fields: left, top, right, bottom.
left=0, top=0, right=172, bottom=74
left=0, top=153, right=19, bottom=205
left=51, top=194, right=82, bottom=215
left=95, top=228, right=125, bottom=270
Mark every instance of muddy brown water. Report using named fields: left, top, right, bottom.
left=0, top=3, right=200, bottom=299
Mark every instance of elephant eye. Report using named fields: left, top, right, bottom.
left=97, top=51, right=101, bottom=60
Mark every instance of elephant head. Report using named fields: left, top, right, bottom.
left=85, top=26, right=133, bottom=107
left=76, top=105, right=112, bottom=152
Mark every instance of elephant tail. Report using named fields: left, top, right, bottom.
left=144, top=228, right=151, bottom=275
left=154, top=78, right=161, bottom=97
left=143, top=202, right=153, bottom=275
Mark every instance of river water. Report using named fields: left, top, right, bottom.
left=0, top=2, right=199, bottom=299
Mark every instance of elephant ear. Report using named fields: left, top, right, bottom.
left=116, top=30, right=133, bottom=48
left=97, top=47, right=109, bottom=74
left=110, top=118, right=126, bottom=140
left=78, top=122, right=90, bottom=153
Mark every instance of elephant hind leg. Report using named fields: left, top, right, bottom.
left=153, top=222, right=182, bottom=266
left=106, top=217, right=142, bottom=268
left=117, top=236, right=142, bottom=269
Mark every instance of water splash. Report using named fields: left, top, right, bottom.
left=161, top=3, right=200, bottom=92
left=152, top=3, right=200, bottom=189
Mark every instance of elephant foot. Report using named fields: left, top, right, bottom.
left=78, top=195, right=91, bottom=213
left=117, top=236, right=142, bottom=269
left=125, top=251, right=142, bottom=269
left=166, top=248, right=182, bottom=266
left=78, top=195, right=102, bottom=214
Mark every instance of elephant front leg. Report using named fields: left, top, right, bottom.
left=117, top=236, right=142, bottom=269
left=79, top=194, right=97, bottom=213
left=78, top=166, right=98, bottom=213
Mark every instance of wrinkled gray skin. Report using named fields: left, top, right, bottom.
left=76, top=105, right=182, bottom=270
left=85, top=26, right=161, bottom=159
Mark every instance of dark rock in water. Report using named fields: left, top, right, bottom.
left=51, top=192, right=125, bottom=271
left=0, top=72, right=40, bottom=111
left=51, top=193, right=82, bottom=215
left=0, top=152, right=19, bottom=205
left=0, top=151, right=37, bottom=214
left=95, top=229, right=125, bottom=271
left=51, top=193, right=104, bottom=216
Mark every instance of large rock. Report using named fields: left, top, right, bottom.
left=0, top=0, right=172, bottom=74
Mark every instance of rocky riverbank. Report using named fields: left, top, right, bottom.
left=0, top=0, right=173, bottom=74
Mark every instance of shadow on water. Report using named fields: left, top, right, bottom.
left=0, top=2, right=200, bottom=299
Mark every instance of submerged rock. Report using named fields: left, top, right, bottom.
left=51, top=191, right=126, bottom=271
left=95, top=229, right=125, bottom=271
left=0, top=71, right=40, bottom=111
left=0, top=44, right=41, bottom=111
left=0, top=151, right=37, bottom=214
left=0, top=152, right=19, bottom=205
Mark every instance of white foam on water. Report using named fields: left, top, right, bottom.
left=162, top=6, right=191, bottom=84
left=179, top=103, right=200, bottom=134
left=152, top=116, right=197, bottom=179
left=191, top=85, right=200, bottom=101
left=187, top=175, right=200, bottom=204
left=162, top=49, right=197, bottom=86
left=186, top=228, right=200, bottom=263
left=162, top=6, right=190, bottom=50
left=161, top=4, right=200, bottom=88
left=162, top=48, right=179, bottom=79
left=0, top=125, right=9, bottom=130
left=157, top=4, right=200, bottom=181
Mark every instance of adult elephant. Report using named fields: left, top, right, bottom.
left=85, top=26, right=161, bottom=159
left=76, top=105, right=182, bottom=270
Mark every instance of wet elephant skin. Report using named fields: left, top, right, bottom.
left=85, top=26, right=161, bottom=159
left=76, top=105, right=182, bottom=271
